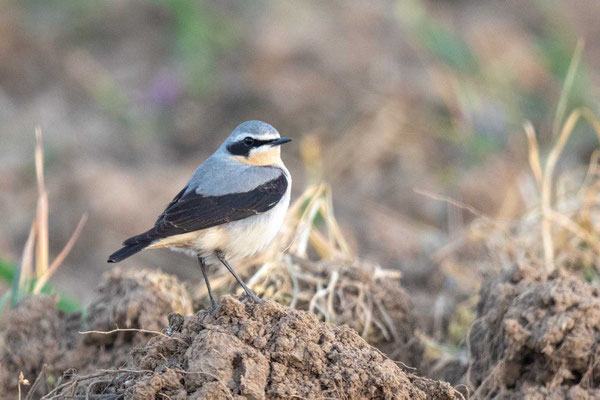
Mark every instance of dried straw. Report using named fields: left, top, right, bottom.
left=201, top=183, right=405, bottom=346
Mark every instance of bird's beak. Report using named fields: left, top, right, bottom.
left=270, top=137, right=292, bottom=146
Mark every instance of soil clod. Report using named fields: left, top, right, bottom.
left=469, top=264, right=600, bottom=399
left=0, top=267, right=194, bottom=399
left=58, top=295, right=459, bottom=399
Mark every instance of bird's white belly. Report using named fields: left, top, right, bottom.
left=168, top=190, right=290, bottom=264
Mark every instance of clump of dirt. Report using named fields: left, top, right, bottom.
left=0, top=295, right=80, bottom=397
left=0, top=267, right=193, bottom=399
left=79, top=266, right=194, bottom=371
left=468, top=264, right=600, bottom=399
left=56, top=296, right=459, bottom=399
left=343, top=262, right=424, bottom=369
left=84, top=266, right=193, bottom=341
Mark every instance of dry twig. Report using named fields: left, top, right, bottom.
left=79, top=327, right=187, bottom=345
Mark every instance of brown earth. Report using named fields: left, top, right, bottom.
left=53, top=296, right=459, bottom=399
left=363, top=270, right=424, bottom=371
left=0, top=266, right=458, bottom=399
left=0, top=295, right=80, bottom=398
left=0, top=267, right=193, bottom=399
left=82, top=266, right=193, bottom=358
left=189, top=259, right=425, bottom=372
left=468, top=264, right=600, bottom=399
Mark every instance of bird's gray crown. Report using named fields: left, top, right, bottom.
left=226, top=120, right=281, bottom=144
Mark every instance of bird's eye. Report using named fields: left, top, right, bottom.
left=244, top=137, right=254, bottom=146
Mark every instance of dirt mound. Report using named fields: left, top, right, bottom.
left=0, top=295, right=80, bottom=397
left=363, top=270, right=424, bottom=369
left=84, top=266, right=193, bottom=342
left=80, top=266, right=194, bottom=372
left=0, top=267, right=193, bottom=399
left=468, top=264, right=600, bottom=399
left=54, top=296, right=459, bottom=399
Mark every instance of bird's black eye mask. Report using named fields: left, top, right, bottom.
left=227, top=137, right=275, bottom=157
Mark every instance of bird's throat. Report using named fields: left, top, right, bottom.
left=232, top=147, right=282, bottom=166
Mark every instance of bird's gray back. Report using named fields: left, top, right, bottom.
left=184, top=154, right=284, bottom=196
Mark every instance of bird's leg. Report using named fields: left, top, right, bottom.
left=198, top=255, right=218, bottom=312
left=215, top=250, right=261, bottom=303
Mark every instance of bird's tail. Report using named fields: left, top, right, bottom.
left=107, top=242, right=148, bottom=263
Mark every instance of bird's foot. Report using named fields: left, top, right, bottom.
left=241, top=290, right=262, bottom=304
left=208, top=299, right=219, bottom=315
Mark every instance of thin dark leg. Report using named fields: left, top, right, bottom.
left=215, top=250, right=261, bottom=303
left=198, top=255, right=218, bottom=312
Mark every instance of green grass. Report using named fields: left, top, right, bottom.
left=0, top=258, right=82, bottom=315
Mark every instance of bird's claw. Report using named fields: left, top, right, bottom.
left=241, top=291, right=262, bottom=304
left=208, top=299, right=219, bottom=315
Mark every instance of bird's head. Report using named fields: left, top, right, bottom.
left=223, top=120, right=291, bottom=166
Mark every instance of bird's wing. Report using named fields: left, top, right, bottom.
left=122, top=172, right=288, bottom=245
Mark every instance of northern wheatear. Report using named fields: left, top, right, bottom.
left=108, top=121, right=292, bottom=309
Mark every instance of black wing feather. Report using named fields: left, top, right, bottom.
left=122, top=173, right=287, bottom=246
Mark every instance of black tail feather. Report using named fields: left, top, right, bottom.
left=107, top=242, right=148, bottom=263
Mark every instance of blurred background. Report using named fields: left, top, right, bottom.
left=1, top=0, right=599, bottom=318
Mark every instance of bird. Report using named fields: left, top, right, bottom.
left=107, top=120, right=292, bottom=310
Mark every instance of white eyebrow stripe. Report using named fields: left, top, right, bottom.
left=242, top=133, right=279, bottom=141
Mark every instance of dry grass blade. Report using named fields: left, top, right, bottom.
left=549, top=210, right=600, bottom=255
left=8, top=126, right=88, bottom=308
left=33, top=214, right=88, bottom=294
left=291, top=184, right=328, bottom=257
left=540, top=107, right=600, bottom=272
left=18, top=371, right=30, bottom=400
left=323, top=186, right=352, bottom=257
left=15, top=220, right=37, bottom=303
left=577, top=149, right=600, bottom=198
left=524, top=121, right=542, bottom=188
left=413, top=187, right=489, bottom=221
left=34, top=126, right=49, bottom=278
